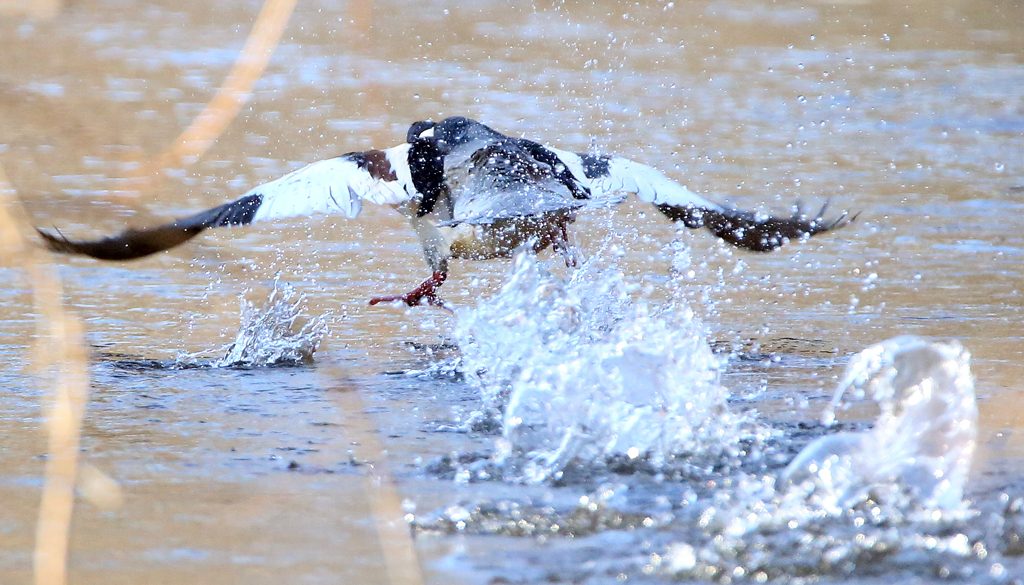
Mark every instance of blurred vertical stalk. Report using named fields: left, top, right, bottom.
left=152, top=0, right=297, bottom=171
left=325, top=373, right=425, bottom=585
left=0, top=166, right=89, bottom=585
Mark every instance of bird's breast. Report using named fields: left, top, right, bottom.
left=445, top=210, right=576, bottom=260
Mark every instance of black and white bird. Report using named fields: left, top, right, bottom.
left=38, top=116, right=853, bottom=306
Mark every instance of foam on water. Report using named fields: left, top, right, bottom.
left=177, top=279, right=329, bottom=368
left=454, top=249, right=745, bottom=483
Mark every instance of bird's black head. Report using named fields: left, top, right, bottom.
left=405, top=116, right=504, bottom=153
left=406, top=120, right=436, bottom=143
left=430, top=116, right=504, bottom=153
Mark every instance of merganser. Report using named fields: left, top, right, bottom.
left=38, top=116, right=853, bottom=306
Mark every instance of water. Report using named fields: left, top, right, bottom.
left=454, top=248, right=746, bottom=484
left=675, top=337, right=982, bottom=582
left=180, top=278, right=330, bottom=368
left=419, top=259, right=1003, bottom=583
left=785, top=336, right=977, bottom=513
left=2, top=1, right=1023, bottom=583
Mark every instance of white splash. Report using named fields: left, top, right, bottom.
left=783, top=336, right=977, bottom=512
left=217, top=281, right=329, bottom=367
left=659, top=337, right=981, bottom=581
left=455, top=250, right=742, bottom=483
left=178, top=280, right=329, bottom=368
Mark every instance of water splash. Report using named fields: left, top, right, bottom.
left=177, top=279, right=329, bottom=368
left=783, top=336, right=977, bottom=513
left=454, top=250, right=745, bottom=483
left=657, top=336, right=982, bottom=581
left=431, top=231, right=987, bottom=577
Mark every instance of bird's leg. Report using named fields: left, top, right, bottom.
left=368, top=271, right=448, bottom=307
left=551, top=217, right=580, bottom=268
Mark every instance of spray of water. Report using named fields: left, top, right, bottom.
left=660, top=336, right=981, bottom=581
left=783, top=335, right=977, bottom=512
left=177, top=278, right=329, bottom=368
left=454, top=248, right=745, bottom=483
left=447, top=251, right=986, bottom=578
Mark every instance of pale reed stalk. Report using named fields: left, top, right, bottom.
left=152, top=0, right=298, bottom=171
left=0, top=166, right=89, bottom=585
left=324, top=371, right=425, bottom=585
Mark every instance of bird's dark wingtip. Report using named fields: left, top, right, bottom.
left=687, top=197, right=860, bottom=252
left=36, top=226, right=76, bottom=254
left=32, top=220, right=209, bottom=261
left=811, top=203, right=861, bottom=234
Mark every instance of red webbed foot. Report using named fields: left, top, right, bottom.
left=368, top=271, right=448, bottom=308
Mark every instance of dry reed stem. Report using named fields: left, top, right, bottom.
left=157, top=3, right=424, bottom=575
left=152, top=0, right=297, bottom=172
left=325, top=371, right=425, bottom=585
left=8, top=2, right=419, bottom=582
left=0, top=166, right=89, bottom=585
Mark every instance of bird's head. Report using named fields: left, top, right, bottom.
left=429, top=116, right=503, bottom=153
left=406, top=120, right=436, bottom=143
left=406, top=116, right=503, bottom=154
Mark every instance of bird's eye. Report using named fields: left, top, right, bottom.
left=419, top=127, right=435, bottom=138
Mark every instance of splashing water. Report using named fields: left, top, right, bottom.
left=177, top=280, right=329, bottom=368
left=654, top=336, right=982, bottom=581
left=454, top=250, right=744, bottom=483
left=783, top=335, right=977, bottom=513
left=447, top=283, right=990, bottom=581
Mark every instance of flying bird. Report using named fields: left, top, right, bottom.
left=38, top=116, right=853, bottom=306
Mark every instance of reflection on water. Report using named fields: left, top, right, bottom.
left=1, top=0, right=1023, bottom=583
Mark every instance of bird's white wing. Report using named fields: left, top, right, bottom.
left=38, top=144, right=417, bottom=260
left=548, top=147, right=854, bottom=252
left=252, top=145, right=413, bottom=221
left=545, top=148, right=723, bottom=211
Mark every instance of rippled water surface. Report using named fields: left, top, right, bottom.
left=1, top=1, right=1022, bottom=583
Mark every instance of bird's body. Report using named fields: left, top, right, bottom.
left=38, top=116, right=853, bottom=306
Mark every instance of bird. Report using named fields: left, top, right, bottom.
left=37, top=116, right=854, bottom=307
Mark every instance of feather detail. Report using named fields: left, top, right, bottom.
left=38, top=145, right=416, bottom=261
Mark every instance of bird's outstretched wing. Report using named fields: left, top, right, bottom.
left=38, top=145, right=415, bottom=261
left=549, top=148, right=855, bottom=252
